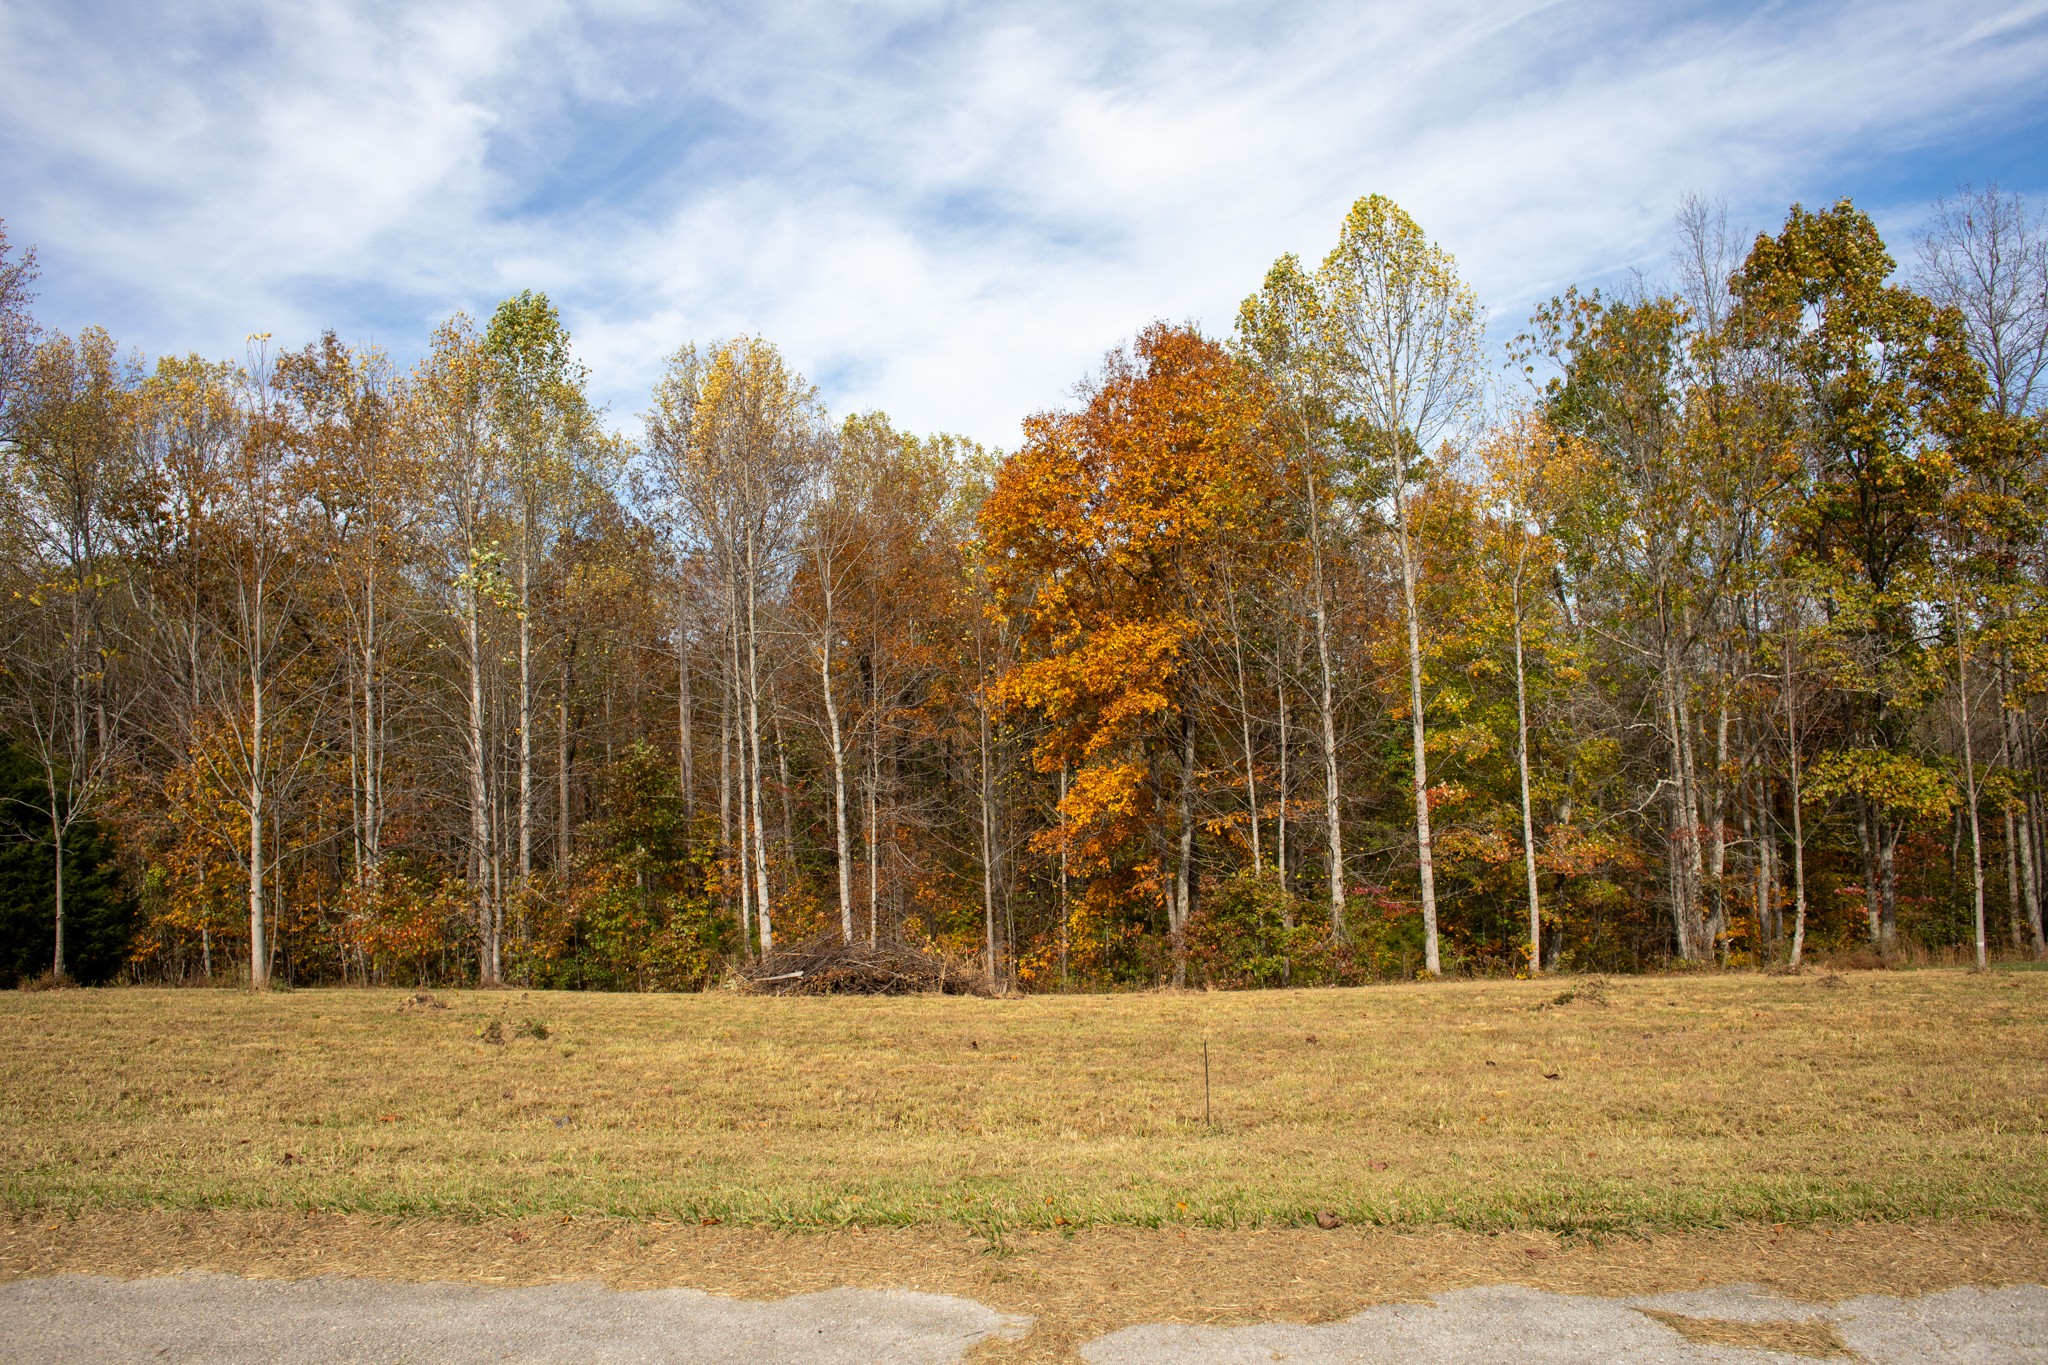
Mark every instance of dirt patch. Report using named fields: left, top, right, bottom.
left=5, top=1212, right=2041, bottom=1364
left=1639, top=1307, right=1853, bottom=1357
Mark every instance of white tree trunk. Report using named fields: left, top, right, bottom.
left=466, top=582, right=497, bottom=985
left=1512, top=603, right=1541, bottom=973
left=1393, top=468, right=1439, bottom=976
left=1786, top=637, right=1809, bottom=969
left=977, top=691, right=998, bottom=982
left=248, top=640, right=268, bottom=990
left=677, top=632, right=693, bottom=824
left=1304, top=468, right=1345, bottom=931
left=818, top=626, right=853, bottom=944
left=49, top=802, right=65, bottom=980
left=1173, top=711, right=1195, bottom=988
left=744, top=534, right=772, bottom=954
left=559, top=645, right=573, bottom=872
left=517, top=547, right=533, bottom=891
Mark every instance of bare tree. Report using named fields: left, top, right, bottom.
left=648, top=338, right=820, bottom=955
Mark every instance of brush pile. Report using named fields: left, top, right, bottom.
left=1533, top=976, right=1611, bottom=1010
left=736, top=935, right=997, bottom=997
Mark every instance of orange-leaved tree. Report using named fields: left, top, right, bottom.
left=981, top=323, right=1278, bottom=984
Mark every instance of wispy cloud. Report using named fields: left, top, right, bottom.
left=3, top=0, right=2045, bottom=445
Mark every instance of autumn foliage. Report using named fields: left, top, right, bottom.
left=2, top=189, right=2046, bottom=990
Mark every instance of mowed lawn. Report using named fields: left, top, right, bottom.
left=3, top=971, right=2044, bottom=1234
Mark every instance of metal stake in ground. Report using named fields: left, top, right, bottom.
left=1204, top=1038, right=1211, bottom=1128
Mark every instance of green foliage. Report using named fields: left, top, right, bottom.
left=1805, top=748, right=1958, bottom=825
left=532, top=741, right=729, bottom=990
left=1187, top=868, right=1326, bottom=988
left=0, top=737, right=134, bottom=985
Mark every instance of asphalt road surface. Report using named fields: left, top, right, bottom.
left=3, top=1273, right=2044, bottom=1362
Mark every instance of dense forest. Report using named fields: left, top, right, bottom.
left=2, top=188, right=2044, bottom=991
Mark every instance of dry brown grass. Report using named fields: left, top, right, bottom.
left=4, top=1211, right=2042, bottom=1363
left=1639, top=1308, right=1853, bottom=1357
left=1, top=969, right=2043, bottom=1234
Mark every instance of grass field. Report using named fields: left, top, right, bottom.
left=4, top=968, right=2044, bottom=1236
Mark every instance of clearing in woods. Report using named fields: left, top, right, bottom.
left=2, top=970, right=2045, bottom=1360
left=1, top=969, right=2044, bottom=1230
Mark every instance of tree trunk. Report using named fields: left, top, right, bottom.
left=248, top=621, right=268, bottom=991
left=1173, top=709, right=1195, bottom=988
left=722, top=615, right=741, bottom=944
left=1788, top=722, right=1809, bottom=970
left=1709, top=694, right=1729, bottom=959
left=977, top=693, right=998, bottom=982
left=866, top=732, right=881, bottom=945
left=1225, top=580, right=1261, bottom=869
left=1676, top=665, right=1709, bottom=955
left=365, top=562, right=382, bottom=874
left=1855, top=797, right=1881, bottom=948
left=744, top=534, right=772, bottom=954
left=771, top=686, right=793, bottom=858
left=49, top=801, right=64, bottom=980
left=2005, top=807, right=2026, bottom=950
left=678, top=634, right=694, bottom=826
left=518, top=546, right=533, bottom=892
left=2023, top=799, right=2046, bottom=959
left=467, top=580, right=498, bottom=986
left=1999, top=658, right=2045, bottom=958
left=1305, top=467, right=1345, bottom=931
left=1662, top=662, right=1697, bottom=960
left=1057, top=761, right=1069, bottom=986
left=818, top=623, right=854, bottom=944
left=1754, top=766, right=1778, bottom=954
left=1277, top=633, right=1291, bottom=893
left=558, top=645, right=572, bottom=872
left=1393, top=458, right=1439, bottom=976
left=1512, top=603, right=1541, bottom=973
left=1877, top=817, right=1900, bottom=951
left=1957, top=605, right=1987, bottom=969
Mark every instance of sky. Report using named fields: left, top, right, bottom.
left=3, top=0, right=2046, bottom=450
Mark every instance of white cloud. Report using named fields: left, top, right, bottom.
left=2, top=0, right=2044, bottom=447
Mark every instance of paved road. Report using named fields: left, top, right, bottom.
left=3, top=1273, right=2044, bottom=1362
left=1086, top=1282, right=2048, bottom=1363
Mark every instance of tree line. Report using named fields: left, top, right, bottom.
left=2, top=187, right=2044, bottom=990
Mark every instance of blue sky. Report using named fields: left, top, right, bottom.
left=3, top=0, right=2045, bottom=448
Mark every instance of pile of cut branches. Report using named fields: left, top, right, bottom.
left=736, top=935, right=996, bottom=997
